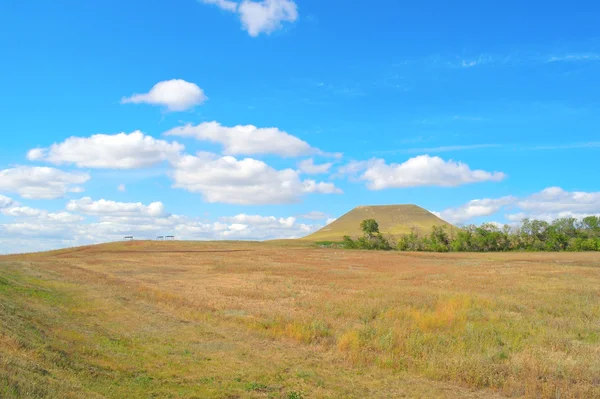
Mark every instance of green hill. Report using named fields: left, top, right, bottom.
left=304, top=204, right=452, bottom=241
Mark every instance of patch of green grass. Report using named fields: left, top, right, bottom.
left=2, top=243, right=600, bottom=398
left=314, top=241, right=344, bottom=248
left=245, top=381, right=270, bottom=392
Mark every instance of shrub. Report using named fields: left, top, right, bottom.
left=354, top=218, right=600, bottom=253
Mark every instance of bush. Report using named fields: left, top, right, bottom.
left=348, top=218, right=600, bottom=253
left=341, top=226, right=393, bottom=251
left=342, top=235, right=358, bottom=249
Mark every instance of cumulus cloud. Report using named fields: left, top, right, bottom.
left=200, top=0, right=298, bottom=37
left=165, top=121, right=316, bottom=157
left=435, top=197, right=516, bottom=224
left=66, top=197, right=168, bottom=218
left=435, top=187, right=600, bottom=225
left=0, top=195, right=14, bottom=209
left=121, top=79, right=207, bottom=111
left=238, top=0, right=298, bottom=36
left=170, top=153, right=342, bottom=205
left=340, top=155, right=505, bottom=190
left=28, top=131, right=183, bottom=169
left=0, top=201, right=322, bottom=254
left=222, top=214, right=294, bottom=226
left=216, top=214, right=315, bottom=238
left=2, top=206, right=44, bottom=218
left=0, top=166, right=89, bottom=199
left=298, top=158, right=333, bottom=174
left=1, top=205, right=83, bottom=223
left=512, top=187, right=600, bottom=221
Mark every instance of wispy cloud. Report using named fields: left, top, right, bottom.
left=452, top=115, right=487, bottom=121
left=455, top=55, right=495, bottom=68
left=413, top=115, right=487, bottom=125
left=546, top=53, right=600, bottom=63
left=315, top=82, right=366, bottom=98
left=522, top=142, right=600, bottom=150
left=371, top=141, right=600, bottom=156
left=372, top=144, right=500, bottom=156
left=404, top=144, right=501, bottom=154
left=392, top=50, right=600, bottom=71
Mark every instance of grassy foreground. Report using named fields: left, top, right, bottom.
left=0, top=241, right=599, bottom=398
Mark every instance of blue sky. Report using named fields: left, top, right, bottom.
left=1, top=0, right=599, bottom=253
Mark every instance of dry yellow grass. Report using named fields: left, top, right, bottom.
left=304, top=204, right=452, bottom=242
left=1, top=240, right=599, bottom=398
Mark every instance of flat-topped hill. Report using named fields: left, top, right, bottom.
left=304, top=204, right=452, bottom=241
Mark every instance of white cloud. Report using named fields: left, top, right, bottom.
left=340, top=155, right=505, bottom=190
left=26, top=148, right=46, bottom=161
left=28, top=131, right=183, bottom=169
left=121, top=79, right=207, bottom=111
left=0, top=166, right=89, bottom=199
left=170, top=153, right=342, bottom=205
left=165, top=121, right=315, bottom=157
left=66, top=197, right=168, bottom=218
left=0, top=196, right=84, bottom=225
left=435, top=187, right=600, bottom=225
left=458, top=55, right=493, bottom=68
left=1, top=205, right=83, bottom=223
left=222, top=214, right=294, bottom=226
left=0, top=222, right=76, bottom=240
left=436, top=196, right=516, bottom=224
left=200, top=0, right=238, bottom=12
left=513, top=187, right=600, bottom=221
left=239, top=0, right=298, bottom=36
left=298, top=211, right=329, bottom=220
left=217, top=214, right=315, bottom=238
left=547, top=53, right=600, bottom=63
left=199, top=0, right=298, bottom=37
left=0, top=195, right=14, bottom=209
left=0, top=201, right=322, bottom=254
left=298, top=158, right=333, bottom=174
left=2, top=206, right=44, bottom=218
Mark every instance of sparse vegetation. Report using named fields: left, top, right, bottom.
left=1, top=240, right=599, bottom=398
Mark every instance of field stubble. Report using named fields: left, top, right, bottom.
left=0, top=241, right=599, bottom=398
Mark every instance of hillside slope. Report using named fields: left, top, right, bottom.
left=304, top=204, right=452, bottom=241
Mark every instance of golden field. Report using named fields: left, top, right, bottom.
left=0, top=241, right=599, bottom=398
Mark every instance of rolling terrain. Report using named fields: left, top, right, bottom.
left=1, top=241, right=599, bottom=398
left=304, top=205, right=452, bottom=242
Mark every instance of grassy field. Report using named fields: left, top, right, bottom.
left=305, top=205, right=452, bottom=242
left=1, top=241, right=599, bottom=398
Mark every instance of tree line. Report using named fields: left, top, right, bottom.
left=341, top=216, right=600, bottom=252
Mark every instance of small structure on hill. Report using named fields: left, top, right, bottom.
left=123, top=236, right=134, bottom=241
left=165, top=236, right=175, bottom=241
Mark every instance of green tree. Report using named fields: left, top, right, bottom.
left=360, top=219, right=380, bottom=237
left=582, top=216, right=600, bottom=237
left=342, top=235, right=358, bottom=249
